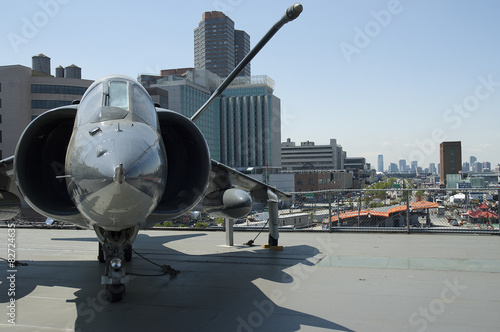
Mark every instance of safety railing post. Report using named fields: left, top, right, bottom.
left=328, top=191, right=332, bottom=233
left=406, top=189, right=411, bottom=234
left=225, top=218, right=234, bottom=246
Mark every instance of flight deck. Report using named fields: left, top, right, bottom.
left=1, top=228, right=500, bottom=331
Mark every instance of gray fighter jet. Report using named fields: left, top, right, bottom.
left=0, top=4, right=302, bottom=301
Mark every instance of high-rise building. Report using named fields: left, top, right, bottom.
left=399, top=159, right=407, bottom=173
left=234, top=30, right=251, bottom=77
left=462, top=162, right=470, bottom=173
left=0, top=54, right=92, bottom=159
left=377, top=155, right=384, bottom=172
left=411, top=161, right=418, bottom=173
left=389, top=163, right=399, bottom=173
left=470, top=156, right=477, bottom=168
left=142, top=10, right=279, bottom=169
left=194, top=11, right=250, bottom=78
left=429, top=163, right=437, bottom=174
left=440, top=141, right=462, bottom=185
left=221, top=76, right=280, bottom=168
left=139, top=70, right=282, bottom=169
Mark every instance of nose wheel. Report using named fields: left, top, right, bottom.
left=94, top=226, right=139, bottom=302
left=105, top=283, right=126, bottom=302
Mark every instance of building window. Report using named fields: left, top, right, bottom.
left=31, top=84, right=87, bottom=95
left=296, top=179, right=302, bottom=185
left=0, top=99, right=2, bottom=108
left=450, top=149, right=455, bottom=174
left=31, top=100, right=72, bottom=109
left=308, top=178, right=314, bottom=185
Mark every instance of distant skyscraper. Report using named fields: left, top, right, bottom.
left=470, top=156, right=477, bottom=168
left=429, top=163, right=437, bottom=174
left=462, top=162, right=470, bottom=173
left=378, top=155, right=384, bottom=172
left=399, top=159, right=407, bottom=173
left=440, top=141, right=462, bottom=185
left=411, top=161, right=418, bottom=172
left=194, top=11, right=250, bottom=78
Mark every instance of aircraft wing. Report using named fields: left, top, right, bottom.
left=209, top=159, right=291, bottom=203
left=0, top=156, right=18, bottom=195
left=0, top=156, right=23, bottom=220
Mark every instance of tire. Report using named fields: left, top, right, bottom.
left=105, top=284, right=126, bottom=302
left=124, top=245, right=132, bottom=262
left=98, top=242, right=105, bottom=263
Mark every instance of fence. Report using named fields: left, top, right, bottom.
left=270, top=188, right=500, bottom=234
left=5, top=188, right=499, bottom=234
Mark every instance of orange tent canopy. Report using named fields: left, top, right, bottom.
left=331, top=201, right=439, bottom=222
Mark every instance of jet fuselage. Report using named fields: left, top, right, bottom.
left=65, top=76, right=166, bottom=231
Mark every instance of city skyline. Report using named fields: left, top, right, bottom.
left=2, top=0, right=499, bottom=168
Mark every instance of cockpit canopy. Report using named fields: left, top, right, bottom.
left=77, top=76, right=158, bottom=129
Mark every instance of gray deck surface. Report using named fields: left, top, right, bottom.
left=1, top=228, right=500, bottom=331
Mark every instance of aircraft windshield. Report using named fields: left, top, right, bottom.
left=108, top=81, right=129, bottom=110
left=77, top=78, right=157, bottom=128
left=131, top=84, right=157, bottom=126
left=77, top=82, right=104, bottom=125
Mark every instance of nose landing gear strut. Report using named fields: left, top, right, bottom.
left=95, top=226, right=139, bottom=302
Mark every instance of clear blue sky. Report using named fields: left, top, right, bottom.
left=2, top=0, right=499, bottom=171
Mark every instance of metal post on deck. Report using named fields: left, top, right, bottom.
left=267, top=189, right=279, bottom=247
left=225, top=218, right=233, bottom=246
left=328, top=192, right=332, bottom=232
left=406, top=189, right=410, bottom=234
left=337, top=194, right=341, bottom=228
left=497, top=189, right=500, bottom=235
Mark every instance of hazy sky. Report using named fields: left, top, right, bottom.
left=2, top=0, right=499, bottom=170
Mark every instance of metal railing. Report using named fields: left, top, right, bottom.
left=269, top=188, right=500, bottom=234
left=5, top=188, right=499, bottom=235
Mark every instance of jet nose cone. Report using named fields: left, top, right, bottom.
left=68, top=122, right=166, bottom=229
left=114, top=163, right=125, bottom=184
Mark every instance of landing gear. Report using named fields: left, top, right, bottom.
left=94, top=225, right=139, bottom=302
left=98, top=242, right=105, bottom=263
left=98, top=242, right=131, bottom=263
left=105, top=282, right=126, bottom=302
left=124, top=244, right=132, bottom=262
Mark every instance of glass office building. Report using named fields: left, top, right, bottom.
left=221, top=76, right=281, bottom=169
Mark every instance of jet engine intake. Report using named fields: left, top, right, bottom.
left=152, top=110, right=211, bottom=219
left=14, top=107, right=84, bottom=224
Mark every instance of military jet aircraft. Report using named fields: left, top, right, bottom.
left=0, top=3, right=302, bottom=301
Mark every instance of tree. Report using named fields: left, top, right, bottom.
left=415, top=190, right=424, bottom=201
